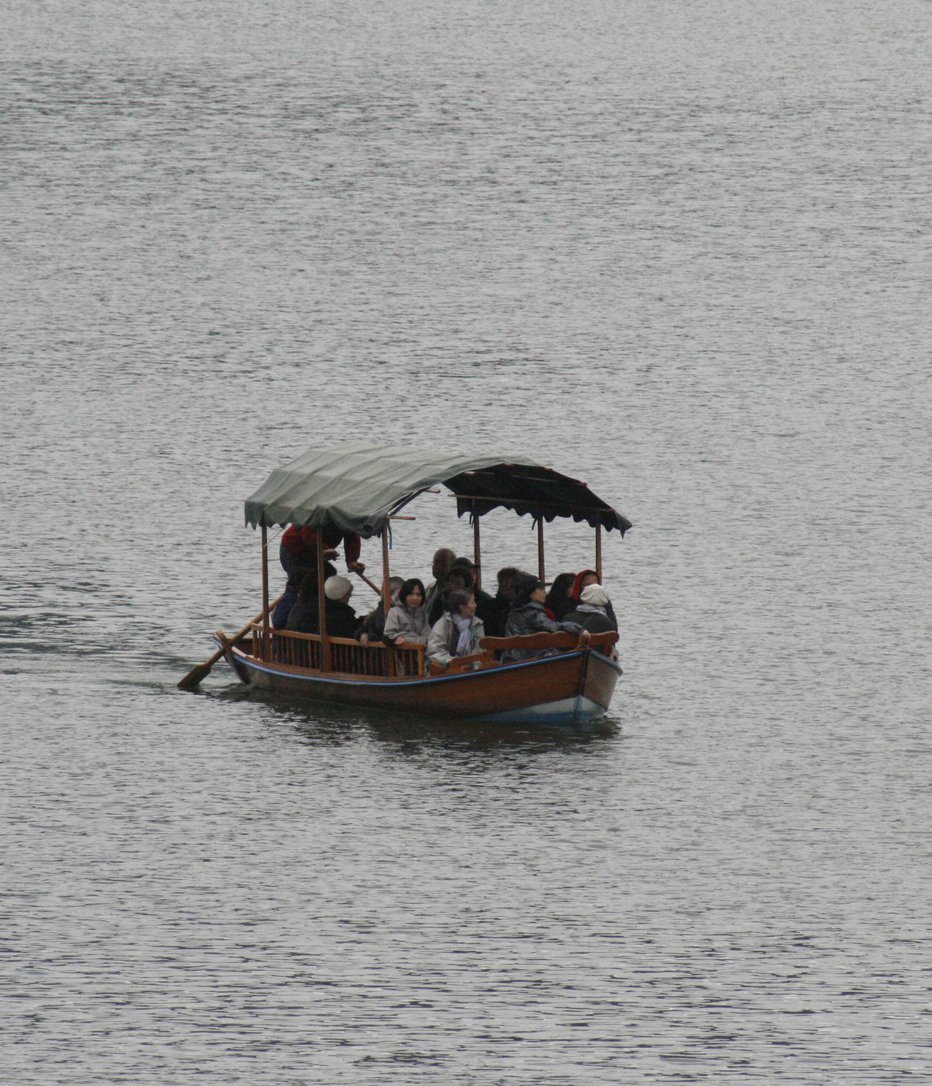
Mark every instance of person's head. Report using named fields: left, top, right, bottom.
left=573, top=568, right=600, bottom=600
left=324, top=575, right=353, bottom=603
left=513, top=573, right=546, bottom=607
left=545, top=572, right=576, bottom=607
left=445, top=589, right=476, bottom=618
left=447, top=558, right=476, bottom=590
left=580, top=584, right=610, bottom=607
left=496, top=566, right=521, bottom=600
left=443, top=568, right=470, bottom=593
left=398, top=577, right=426, bottom=609
left=432, top=548, right=456, bottom=579
left=387, top=576, right=405, bottom=602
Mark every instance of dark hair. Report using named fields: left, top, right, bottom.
left=544, top=572, right=576, bottom=613
left=291, top=559, right=336, bottom=594
left=444, top=589, right=474, bottom=615
left=495, top=566, right=522, bottom=602
left=512, top=573, right=545, bottom=607
left=445, top=563, right=474, bottom=590
left=296, top=564, right=339, bottom=601
left=398, top=578, right=426, bottom=607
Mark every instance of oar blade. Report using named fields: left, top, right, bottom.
left=177, top=661, right=213, bottom=690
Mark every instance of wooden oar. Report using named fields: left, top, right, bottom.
left=352, top=569, right=383, bottom=596
left=177, top=598, right=280, bottom=690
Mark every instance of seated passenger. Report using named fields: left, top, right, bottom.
left=383, top=578, right=431, bottom=646
left=427, top=564, right=474, bottom=626
left=563, top=584, right=616, bottom=635
left=274, top=560, right=336, bottom=628
left=544, top=572, right=577, bottom=620
left=364, top=576, right=404, bottom=642
left=427, top=590, right=485, bottom=670
left=321, top=575, right=366, bottom=639
left=570, top=568, right=618, bottom=630
left=423, top=548, right=457, bottom=619
left=447, top=557, right=497, bottom=629
left=482, top=565, right=522, bottom=637
left=285, top=567, right=326, bottom=633
left=502, top=574, right=581, bottom=662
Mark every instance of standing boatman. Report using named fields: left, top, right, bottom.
left=279, top=524, right=367, bottom=579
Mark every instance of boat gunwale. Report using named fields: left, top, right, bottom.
left=224, top=639, right=623, bottom=688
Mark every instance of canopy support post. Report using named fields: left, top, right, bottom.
left=261, top=525, right=270, bottom=660
left=537, top=518, right=545, bottom=582
left=472, top=505, right=482, bottom=591
left=381, top=529, right=396, bottom=677
left=317, top=541, right=330, bottom=671
left=595, top=523, right=602, bottom=582
left=381, top=530, right=392, bottom=618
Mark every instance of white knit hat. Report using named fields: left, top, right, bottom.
left=324, top=575, right=353, bottom=601
left=580, top=584, right=609, bottom=606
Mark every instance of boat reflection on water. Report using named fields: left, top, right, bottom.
left=216, top=683, right=621, bottom=749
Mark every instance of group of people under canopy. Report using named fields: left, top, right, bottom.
left=271, top=526, right=618, bottom=670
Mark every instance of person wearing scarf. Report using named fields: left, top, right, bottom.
left=427, top=590, right=485, bottom=670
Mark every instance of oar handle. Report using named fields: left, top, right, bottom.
left=225, top=597, right=282, bottom=649
left=353, top=569, right=382, bottom=596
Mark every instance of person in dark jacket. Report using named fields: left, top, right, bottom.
left=445, top=557, right=497, bottom=631
left=563, top=585, right=618, bottom=658
left=321, top=575, right=365, bottom=638
left=363, top=576, right=404, bottom=642
left=502, top=574, right=580, bottom=662
left=483, top=566, right=523, bottom=637
left=422, top=547, right=457, bottom=619
left=563, top=584, right=616, bottom=635
left=285, top=567, right=323, bottom=633
left=427, top=564, right=474, bottom=626
left=274, top=560, right=336, bottom=628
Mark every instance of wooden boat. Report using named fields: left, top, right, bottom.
left=198, top=444, right=632, bottom=728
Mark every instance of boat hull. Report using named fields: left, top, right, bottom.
left=223, top=643, right=621, bottom=728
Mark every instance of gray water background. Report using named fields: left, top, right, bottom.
left=2, top=1, right=930, bottom=1082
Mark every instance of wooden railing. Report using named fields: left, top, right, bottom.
left=246, top=624, right=426, bottom=677
left=479, top=630, right=619, bottom=657
left=236, top=625, right=618, bottom=677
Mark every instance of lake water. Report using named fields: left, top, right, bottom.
left=2, top=2, right=930, bottom=1082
